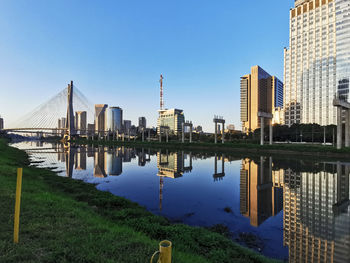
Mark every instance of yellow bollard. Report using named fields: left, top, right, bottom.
left=150, top=240, right=172, bottom=263
left=14, top=168, right=23, bottom=244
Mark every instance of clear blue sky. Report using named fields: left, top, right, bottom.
left=0, top=0, right=294, bottom=132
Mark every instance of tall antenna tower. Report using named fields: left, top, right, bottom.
left=160, top=74, right=164, bottom=110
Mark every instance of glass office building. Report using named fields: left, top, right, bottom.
left=240, top=66, right=284, bottom=132
left=284, top=0, right=350, bottom=126
left=107, top=107, right=123, bottom=132
left=157, top=108, right=185, bottom=135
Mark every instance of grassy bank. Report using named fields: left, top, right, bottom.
left=0, top=138, right=278, bottom=263
left=79, top=138, right=350, bottom=160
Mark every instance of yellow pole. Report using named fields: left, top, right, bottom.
left=150, top=240, right=172, bottom=263
left=14, top=168, right=23, bottom=244
left=159, top=240, right=172, bottom=263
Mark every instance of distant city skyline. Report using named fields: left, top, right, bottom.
left=0, top=0, right=293, bottom=132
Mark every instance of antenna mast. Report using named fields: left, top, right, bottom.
left=160, top=74, right=164, bottom=110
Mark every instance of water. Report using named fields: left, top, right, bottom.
left=11, top=141, right=350, bottom=262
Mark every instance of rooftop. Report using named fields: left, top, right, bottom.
left=294, top=0, right=312, bottom=7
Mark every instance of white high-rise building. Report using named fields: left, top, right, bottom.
left=95, top=104, right=108, bottom=132
left=284, top=0, right=350, bottom=126
left=75, top=111, right=87, bottom=135
left=157, top=109, right=185, bottom=135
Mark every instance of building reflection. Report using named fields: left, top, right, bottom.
left=122, top=147, right=136, bottom=163
left=92, top=147, right=138, bottom=177
left=240, top=157, right=350, bottom=262
left=86, top=145, right=94, bottom=158
left=157, top=151, right=192, bottom=178
left=283, top=162, right=350, bottom=263
left=106, top=148, right=123, bottom=176
left=138, top=148, right=151, bottom=167
left=157, top=150, right=193, bottom=210
left=94, top=147, right=107, bottom=178
left=57, top=143, right=66, bottom=162
left=240, top=157, right=283, bottom=226
left=75, top=147, right=86, bottom=170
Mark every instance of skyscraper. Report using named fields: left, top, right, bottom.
left=284, top=0, right=350, bottom=126
left=240, top=66, right=283, bottom=132
left=58, top=117, right=67, bottom=136
left=123, top=120, right=132, bottom=132
left=138, top=117, right=146, bottom=129
left=75, top=111, right=87, bottom=135
left=95, top=104, right=108, bottom=132
left=0, top=117, right=4, bottom=130
left=107, top=107, right=123, bottom=132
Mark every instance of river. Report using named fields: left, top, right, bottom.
left=11, top=141, right=350, bottom=262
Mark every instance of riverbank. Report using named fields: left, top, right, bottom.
left=0, top=138, right=278, bottom=263
left=80, top=138, right=350, bottom=160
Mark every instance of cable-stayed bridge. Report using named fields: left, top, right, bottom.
left=4, top=81, right=94, bottom=139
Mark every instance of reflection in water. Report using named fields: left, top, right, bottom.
left=157, top=150, right=193, bottom=211
left=107, top=148, right=123, bottom=176
left=240, top=157, right=283, bottom=226
left=75, top=147, right=86, bottom=170
left=283, top=162, right=350, bottom=263
left=12, top=141, right=350, bottom=261
left=94, top=148, right=107, bottom=178
left=138, top=148, right=151, bottom=167
left=241, top=157, right=350, bottom=262
left=64, top=146, right=75, bottom=178
left=157, top=150, right=192, bottom=178
left=62, top=146, right=141, bottom=178
left=213, top=153, right=225, bottom=181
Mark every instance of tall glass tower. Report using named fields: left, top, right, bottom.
left=284, top=0, right=350, bottom=126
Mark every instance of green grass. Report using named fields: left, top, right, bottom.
left=0, top=138, right=278, bottom=263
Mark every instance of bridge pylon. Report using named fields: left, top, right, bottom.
left=63, top=81, right=76, bottom=142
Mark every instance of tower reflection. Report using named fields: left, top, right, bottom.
left=157, top=150, right=193, bottom=210
left=64, top=145, right=76, bottom=178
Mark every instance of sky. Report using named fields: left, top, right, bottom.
left=0, top=0, right=294, bottom=132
